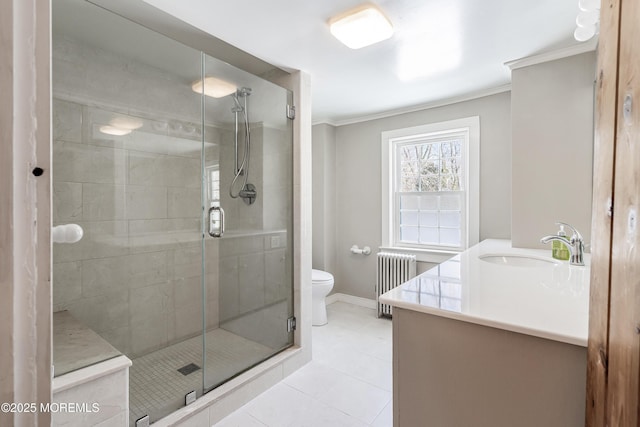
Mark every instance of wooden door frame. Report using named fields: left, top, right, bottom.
left=587, top=0, right=640, bottom=425
left=0, top=0, right=52, bottom=425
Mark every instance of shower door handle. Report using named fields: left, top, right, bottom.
left=208, top=206, right=224, bottom=238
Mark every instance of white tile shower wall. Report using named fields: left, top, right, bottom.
left=215, top=122, right=293, bottom=344
left=53, top=36, right=202, bottom=123
left=52, top=34, right=221, bottom=359
left=219, top=125, right=264, bottom=231
left=52, top=35, right=293, bottom=362
left=218, top=231, right=291, bottom=323
left=52, top=97, right=219, bottom=358
left=221, top=301, right=291, bottom=350
left=262, top=125, right=293, bottom=232
left=148, top=68, right=309, bottom=427
left=218, top=124, right=292, bottom=232
left=217, top=231, right=292, bottom=350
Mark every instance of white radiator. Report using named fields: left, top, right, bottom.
left=376, top=252, right=417, bottom=318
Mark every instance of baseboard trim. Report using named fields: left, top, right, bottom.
left=326, top=293, right=377, bottom=309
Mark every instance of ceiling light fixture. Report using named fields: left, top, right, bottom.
left=192, top=76, right=237, bottom=98
left=574, top=0, right=600, bottom=42
left=328, top=3, right=393, bottom=49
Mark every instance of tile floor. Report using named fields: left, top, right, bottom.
left=213, top=301, right=393, bottom=427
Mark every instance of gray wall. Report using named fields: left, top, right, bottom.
left=313, top=92, right=512, bottom=299
left=511, top=51, right=595, bottom=248
left=311, top=124, right=337, bottom=275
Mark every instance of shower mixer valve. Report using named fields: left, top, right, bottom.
left=239, top=183, right=257, bottom=205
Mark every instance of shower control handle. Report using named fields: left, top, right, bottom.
left=208, top=206, right=224, bottom=238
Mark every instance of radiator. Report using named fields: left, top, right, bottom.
left=376, top=252, right=417, bottom=318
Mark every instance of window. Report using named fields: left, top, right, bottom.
left=382, top=117, right=479, bottom=260
left=206, top=165, right=220, bottom=205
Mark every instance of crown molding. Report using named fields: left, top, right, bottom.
left=505, top=38, right=598, bottom=70
left=315, top=84, right=512, bottom=127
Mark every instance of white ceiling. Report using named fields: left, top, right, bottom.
left=141, top=0, right=581, bottom=124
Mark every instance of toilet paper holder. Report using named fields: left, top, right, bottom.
left=350, top=245, right=371, bottom=255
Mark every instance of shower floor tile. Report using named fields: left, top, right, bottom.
left=129, top=328, right=274, bottom=425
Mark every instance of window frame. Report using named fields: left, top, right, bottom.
left=394, top=132, right=467, bottom=251
left=206, top=164, right=220, bottom=206
left=381, top=117, right=480, bottom=262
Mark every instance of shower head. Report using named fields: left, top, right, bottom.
left=237, top=87, right=252, bottom=97
left=231, top=87, right=251, bottom=112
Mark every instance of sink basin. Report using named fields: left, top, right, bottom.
left=479, top=254, right=559, bottom=267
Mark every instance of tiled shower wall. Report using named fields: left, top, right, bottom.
left=52, top=35, right=293, bottom=360
left=217, top=123, right=293, bottom=348
left=52, top=98, right=219, bottom=358
left=52, top=34, right=218, bottom=358
left=218, top=124, right=291, bottom=232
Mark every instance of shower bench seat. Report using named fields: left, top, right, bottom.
left=52, top=311, right=131, bottom=426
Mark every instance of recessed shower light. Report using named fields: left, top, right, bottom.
left=328, top=3, right=393, bottom=49
left=99, top=125, right=131, bottom=136
left=192, top=76, right=237, bottom=98
left=109, top=116, right=143, bottom=130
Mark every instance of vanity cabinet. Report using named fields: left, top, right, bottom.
left=393, top=308, right=586, bottom=427
left=380, top=240, right=591, bottom=427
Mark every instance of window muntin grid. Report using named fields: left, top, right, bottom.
left=206, top=166, right=220, bottom=203
left=393, top=132, right=467, bottom=251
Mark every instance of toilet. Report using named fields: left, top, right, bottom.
left=312, top=269, right=334, bottom=326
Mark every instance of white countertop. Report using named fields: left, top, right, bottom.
left=379, top=239, right=590, bottom=347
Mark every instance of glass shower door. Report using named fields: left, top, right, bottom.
left=52, top=1, right=294, bottom=424
left=51, top=1, right=207, bottom=424
left=202, top=54, right=294, bottom=391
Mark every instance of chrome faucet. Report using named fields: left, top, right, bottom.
left=540, top=222, right=585, bottom=266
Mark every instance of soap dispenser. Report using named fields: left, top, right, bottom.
left=552, top=225, right=571, bottom=261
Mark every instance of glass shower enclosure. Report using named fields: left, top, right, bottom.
left=51, top=0, right=294, bottom=424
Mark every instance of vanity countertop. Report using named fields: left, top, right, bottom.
left=379, top=239, right=591, bottom=347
